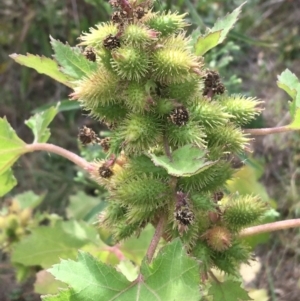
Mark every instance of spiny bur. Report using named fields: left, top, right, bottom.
left=70, top=0, right=267, bottom=276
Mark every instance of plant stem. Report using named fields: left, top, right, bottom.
left=240, top=219, right=300, bottom=237
left=163, top=134, right=172, bottom=161
left=25, top=143, right=90, bottom=170
left=243, top=126, right=294, bottom=136
left=146, top=215, right=165, bottom=263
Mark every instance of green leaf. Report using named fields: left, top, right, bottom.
left=11, top=220, right=96, bottom=268
left=48, top=251, right=130, bottom=300
left=9, top=53, right=73, bottom=88
left=0, top=169, right=17, bottom=197
left=289, top=110, right=300, bottom=129
left=14, top=190, right=45, bottom=210
left=194, top=2, right=246, bottom=55
left=120, top=225, right=154, bottom=265
left=0, top=117, right=26, bottom=175
left=208, top=280, right=251, bottom=301
left=277, top=69, right=300, bottom=101
left=32, top=99, right=81, bottom=114
left=42, top=289, right=74, bottom=301
left=277, top=69, right=300, bottom=128
left=194, top=30, right=222, bottom=56
left=148, top=144, right=218, bottom=177
left=50, top=37, right=97, bottom=80
left=117, top=260, right=139, bottom=281
left=139, top=239, right=201, bottom=301
left=212, top=2, right=246, bottom=43
left=35, top=270, right=67, bottom=295
left=25, top=104, right=59, bottom=143
left=66, top=191, right=104, bottom=221
left=46, top=239, right=200, bottom=301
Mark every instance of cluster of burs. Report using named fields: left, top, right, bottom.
left=75, top=0, right=267, bottom=275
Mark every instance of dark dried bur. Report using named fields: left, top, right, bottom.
left=169, top=106, right=189, bottom=126
left=78, top=126, right=97, bottom=145
left=83, top=47, right=96, bottom=62
left=103, top=34, right=121, bottom=50
left=98, top=165, right=114, bottom=178
left=203, top=70, right=225, bottom=97
left=174, top=191, right=195, bottom=234
left=100, top=137, right=111, bottom=152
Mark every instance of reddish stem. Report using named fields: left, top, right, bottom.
left=240, top=219, right=300, bottom=237
left=146, top=215, right=165, bottom=262
left=25, top=143, right=90, bottom=170
left=243, top=126, right=294, bottom=136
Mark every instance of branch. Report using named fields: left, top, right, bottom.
left=25, top=143, right=90, bottom=170
left=243, top=126, right=294, bottom=136
left=146, top=215, right=166, bottom=263
left=240, top=219, right=300, bottom=237
left=163, top=134, right=172, bottom=161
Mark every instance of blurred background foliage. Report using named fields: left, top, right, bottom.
left=0, top=0, right=300, bottom=300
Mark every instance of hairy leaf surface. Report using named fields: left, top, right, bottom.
left=46, top=239, right=201, bottom=301
left=9, top=53, right=73, bottom=87
left=149, top=144, right=218, bottom=177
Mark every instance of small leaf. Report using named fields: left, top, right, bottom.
left=194, top=2, right=246, bottom=55
left=289, top=109, right=300, bottom=129
left=14, top=190, right=45, bottom=210
left=0, top=169, right=17, bottom=197
left=120, top=225, right=154, bottom=265
left=25, top=104, right=59, bottom=143
left=277, top=69, right=300, bottom=100
left=9, top=53, right=73, bottom=88
left=50, top=37, right=97, bottom=80
left=11, top=220, right=96, bottom=268
left=208, top=280, right=252, bottom=301
left=48, top=251, right=130, bottom=300
left=211, top=2, right=246, bottom=43
left=117, top=260, right=139, bottom=281
left=66, top=191, right=104, bottom=221
left=46, top=239, right=201, bottom=301
left=0, top=117, right=26, bottom=175
left=32, top=99, right=80, bottom=114
left=194, top=30, right=222, bottom=56
left=148, top=144, right=218, bottom=177
left=277, top=69, right=300, bottom=128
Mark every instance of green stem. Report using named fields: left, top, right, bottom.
left=243, top=126, right=294, bottom=136
left=240, top=219, right=300, bottom=237
left=25, top=143, right=90, bottom=170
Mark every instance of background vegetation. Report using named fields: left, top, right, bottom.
left=0, top=0, right=300, bottom=300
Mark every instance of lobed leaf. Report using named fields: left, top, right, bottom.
left=42, top=289, right=74, bottom=301
left=14, top=190, right=45, bottom=210
left=11, top=220, right=97, bottom=268
left=9, top=53, right=73, bottom=88
left=32, top=99, right=80, bottom=114
left=277, top=69, right=300, bottom=129
left=194, top=2, right=246, bottom=55
left=0, top=117, right=26, bottom=175
left=208, top=280, right=251, bottom=301
left=35, top=270, right=67, bottom=295
left=194, top=30, right=222, bottom=56
left=211, top=2, right=246, bottom=43
left=66, top=191, right=104, bottom=221
left=148, top=144, right=218, bottom=177
left=50, top=37, right=98, bottom=80
left=46, top=239, right=201, bottom=301
left=25, top=104, right=59, bottom=143
left=0, top=168, right=17, bottom=197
